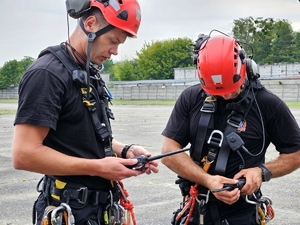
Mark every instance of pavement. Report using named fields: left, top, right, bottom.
left=0, top=103, right=299, bottom=225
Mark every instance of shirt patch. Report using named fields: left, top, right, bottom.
left=237, top=120, right=246, bottom=132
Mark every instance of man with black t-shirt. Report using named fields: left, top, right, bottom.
left=12, top=1, right=158, bottom=224
left=161, top=34, right=300, bottom=225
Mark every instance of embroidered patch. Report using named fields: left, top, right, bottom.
left=237, top=120, right=246, bottom=132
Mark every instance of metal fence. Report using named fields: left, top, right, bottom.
left=2, top=79, right=300, bottom=101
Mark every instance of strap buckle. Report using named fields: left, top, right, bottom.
left=200, top=96, right=217, bottom=113
left=227, top=113, right=243, bottom=128
left=76, top=187, right=88, bottom=204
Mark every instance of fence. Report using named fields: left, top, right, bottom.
left=110, top=84, right=189, bottom=100
left=109, top=80, right=300, bottom=101
left=2, top=79, right=300, bottom=101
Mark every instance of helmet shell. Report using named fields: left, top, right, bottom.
left=197, top=35, right=246, bottom=95
left=90, top=0, right=141, bottom=37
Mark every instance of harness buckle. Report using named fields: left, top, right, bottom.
left=201, top=96, right=217, bottom=113
left=76, top=187, right=88, bottom=204
left=227, top=113, right=243, bottom=128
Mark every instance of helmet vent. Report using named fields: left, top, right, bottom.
left=117, top=10, right=128, bottom=21
left=233, top=74, right=241, bottom=83
left=200, top=78, right=206, bottom=86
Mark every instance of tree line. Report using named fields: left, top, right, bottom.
left=1, top=17, right=300, bottom=89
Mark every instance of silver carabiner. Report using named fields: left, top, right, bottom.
left=51, top=205, right=66, bottom=225
left=245, top=194, right=258, bottom=205
left=60, top=203, right=75, bottom=225
left=259, top=195, right=273, bottom=205
left=207, top=130, right=224, bottom=147
left=197, top=190, right=210, bottom=204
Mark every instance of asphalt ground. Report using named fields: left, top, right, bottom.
left=0, top=103, right=299, bottom=225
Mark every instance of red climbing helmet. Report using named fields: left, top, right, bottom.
left=91, top=0, right=141, bottom=37
left=197, top=35, right=246, bottom=95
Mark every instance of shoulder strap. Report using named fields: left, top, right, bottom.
left=39, top=45, right=80, bottom=74
left=192, top=85, right=259, bottom=175
left=190, top=95, right=216, bottom=163
left=214, top=87, right=259, bottom=175
left=39, top=45, right=114, bottom=156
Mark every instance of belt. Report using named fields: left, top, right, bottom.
left=42, top=176, right=110, bottom=206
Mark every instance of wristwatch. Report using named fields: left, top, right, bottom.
left=258, top=164, right=272, bottom=182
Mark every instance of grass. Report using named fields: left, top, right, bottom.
left=111, top=99, right=176, bottom=106
left=285, top=102, right=300, bottom=108
left=1, top=99, right=300, bottom=115
left=0, top=99, right=18, bottom=103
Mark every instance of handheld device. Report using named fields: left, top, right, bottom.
left=211, top=177, right=246, bottom=193
left=126, top=147, right=190, bottom=170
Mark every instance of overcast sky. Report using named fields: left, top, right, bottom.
left=1, top=0, right=300, bottom=67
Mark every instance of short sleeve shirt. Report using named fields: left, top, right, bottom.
left=14, top=47, right=111, bottom=190
left=162, top=83, right=300, bottom=178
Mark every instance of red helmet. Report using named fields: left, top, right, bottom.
left=90, top=0, right=141, bottom=37
left=197, top=35, right=246, bottom=95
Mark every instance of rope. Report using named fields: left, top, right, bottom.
left=184, top=184, right=199, bottom=225
left=175, top=183, right=199, bottom=224
left=118, top=180, right=137, bottom=225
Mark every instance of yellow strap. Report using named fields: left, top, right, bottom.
left=51, top=180, right=67, bottom=200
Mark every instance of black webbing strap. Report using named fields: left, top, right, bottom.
left=214, top=86, right=258, bottom=175
left=39, top=45, right=80, bottom=75
left=191, top=95, right=216, bottom=163
left=79, top=19, right=115, bottom=37
left=214, top=113, right=242, bottom=175
left=82, top=87, right=114, bottom=157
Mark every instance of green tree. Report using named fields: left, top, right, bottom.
left=19, top=56, right=35, bottom=71
left=17, top=56, right=35, bottom=82
left=293, top=32, right=300, bottom=62
left=113, top=60, right=136, bottom=81
left=265, top=20, right=295, bottom=63
left=102, top=59, right=114, bottom=73
left=102, top=59, right=118, bottom=81
left=136, top=38, right=194, bottom=80
left=231, top=17, right=298, bottom=64
left=0, top=60, right=22, bottom=89
left=232, top=17, right=257, bottom=45
left=252, top=18, right=276, bottom=63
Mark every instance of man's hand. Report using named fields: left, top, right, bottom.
left=126, top=145, right=159, bottom=174
left=207, top=175, right=241, bottom=205
left=233, top=167, right=262, bottom=195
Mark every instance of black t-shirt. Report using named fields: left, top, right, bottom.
left=14, top=46, right=111, bottom=190
left=162, top=83, right=300, bottom=217
left=163, top=83, right=300, bottom=175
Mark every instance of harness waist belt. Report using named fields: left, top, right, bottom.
left=43, top=176, right=109, bottom=205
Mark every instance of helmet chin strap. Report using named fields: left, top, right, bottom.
left=79, top=19, right=114, bottom=100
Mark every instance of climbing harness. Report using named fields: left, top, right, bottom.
left=37, top=177, right=137, bottom=225
left=35, top=45, right=138, bottom=225
left=39, top=44, right=115, bottom=157
left=172, top=81, right=275, bottom=225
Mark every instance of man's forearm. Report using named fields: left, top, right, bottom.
left=265, top=150, right=300, bottom=178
